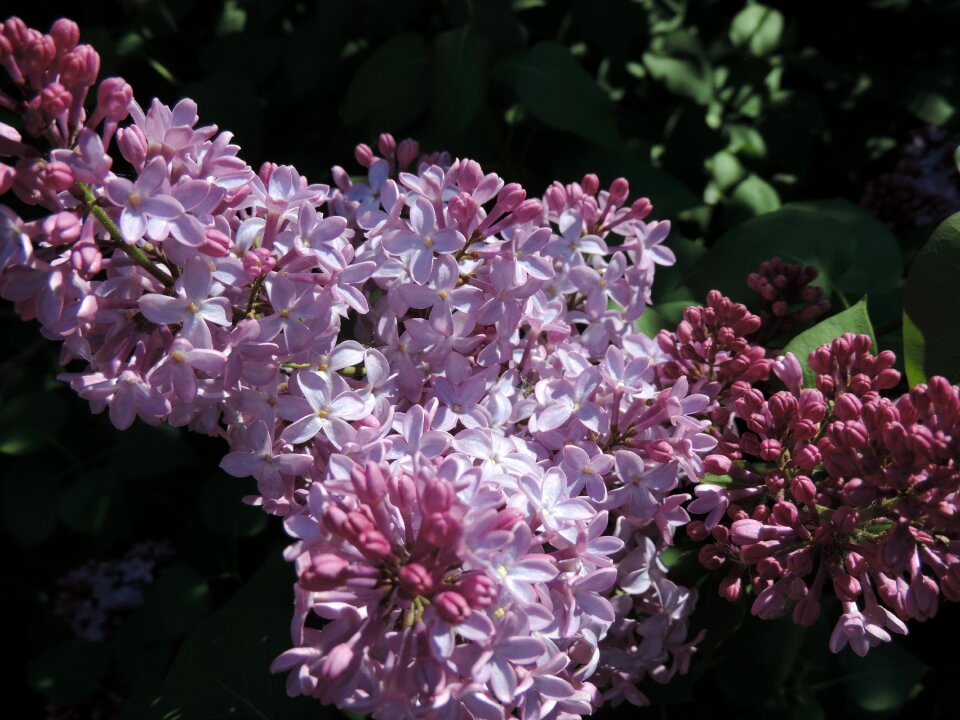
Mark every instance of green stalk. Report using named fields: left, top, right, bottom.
left=76, top=182, right=174, bottom=287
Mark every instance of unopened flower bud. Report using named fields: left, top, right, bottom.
left=434, top=591, right=471, bottom=624
left=42, top=211, right=81, bottom=246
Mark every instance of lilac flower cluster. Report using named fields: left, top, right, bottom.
left=681, top=324, right=960, bottom=656
left=861, top=125, right=960, bottom=232
left=0, top=17, right=709, bottom=718
left=746, top=257, right=830, bottom=343
left=54, top=540, right=174, bottom=642
left=4, top=14, right=960, bottom=719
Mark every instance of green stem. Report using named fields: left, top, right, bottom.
left=246, top=274, right=266, bottom=317
left=77, top=182, right=174, bottom=287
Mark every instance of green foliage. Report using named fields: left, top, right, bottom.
left=903, top=212, right=960, bottom=384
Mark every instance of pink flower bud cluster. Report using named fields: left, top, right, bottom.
left=0, top=16, right=708, bottom=719
left=684, top=330, right=960, bottom=656
left=746, top=256, right=831, bottom=343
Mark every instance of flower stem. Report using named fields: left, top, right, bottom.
left=77, top=182, right=174, bottom=287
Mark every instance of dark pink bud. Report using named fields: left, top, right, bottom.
left=398, top=562, right=434, bottom=597
left=631, top=197, right=652, bottom=220
left=299, top=552, right=350, bottom=591
left=378, top=133, right=396, bottom=157
left=712, top=524, right=730, bottom=544
left=772, top=501, right=798, bottom=526
left=907, top=574, right=939, bottom=621
left=686, top=520, right=709, bottom=541
left=242, top=248, right=276, bottom=279
left=457, top=573, right=497, bottom=609
left=457, top=159, right=483, bottom=193
left=422, top=480, right=453, bottom=513
left=96, top=77, right=133, bottom=122
left=44, top=160, right=73, bottom=192
left=786, top=548, right=814, bottom=576
left=434, top=591, right=471, bottom=624
left=22, top=31, right=56, bottom=75
left=760, top=438, right=782, bottom=461
left=58, top=44, right=99, bottom=88
left=117, top=125, right=147, bottom=168
left=396, top=138, right=419, bottom=170
left=740, top=540, right=781, bottom=563
left=42, top=211, right=82, bottom=246
left=719, top=570, right=742, bottom=602
left=50, top=19, right=79, bottom=54
left=835, top=393, right=862, bottom=421
left=421, top=512, right=460, bottom=546
left=874, top=368, right=901, bottom=390
left=845, top=552, right=867, bottom=577
left=792, top=596, right=821, bottom=626
left=790, top=475, right=817, bottom=505
left=698, top=544, right=725, bottom=570
left=496, top=183, right=525, bottom=212
left=354, top=143, right=374, bottom=168
left=40, top=82, right=71, bottom=116
left=703, top=454, right=732, bottom=475
left=511, top=198, right=542, bottom=224
left=831, top=569, right=861, bottom=601
left=195, top=227, right=232, bottom=258
left=493, top=507, right=524, bottom=532
left=70, top=237, right=101, bottom=278
left=608, top=177, right=629, bottom=206
left=581, top=173, right=600, bottom=195
left=357, top=529, right=392, bottom=559
left=647, top=440, right=674, bottom=464
left=794, top=445, right=821, bottom=472
left=756, top=557, right=783, bottom=580
left=832, top=506, right=859, bottom=535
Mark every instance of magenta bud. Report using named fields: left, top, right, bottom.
left=96, top=76, right=133, bottom=122
left=457, top=159, right=483, bottom=194
left=790, top=475, right=817, bottom=505
left=845, top=552, right=867, bottom=577
left=772, top=501, right=798, bottom=526
left=698, top=543, right=725, bottom=570
left=58, top=44, right=99, bottom=88
left=434, top=591, right=472, bottom=624
left=195, top=227, right=231, bottom=258
left=647, top=440, right=674, bottom=464
left=378, top=133, right=397, bottom=156
left=760, top=438, right=782, bottom=461
left=421, top=512, right=460, bottom=546
left=794, top=445, right=821, bottom=472
left=457, top=573, right=497, bottom=609
left=835, top=393, right=862, bottom=421
left=496, top=183, right=525, bottom=212
left=299, top=552, right=350, bottom=591
left=740, top=540, right=781, bottom=563
left=786, top=547, right=814, bottom=576
left=712, top=524, right=730, bottom=544
left=70, top=238, right=101, bottom=278
left=719, top=570, right=742, bottom=602
left=40, top=82, right=71, bottom=116
left=44, top=160, right=73, bottom=192
left=793, top=597, right=821, bottom=627
left=492, top=507, right=524, bottom=532
left=398, top=562, right=434, bottom=597
left=357, top=529, right=392, bottom=559
left=831, top=570, right=861, bottom=601
left=874, top=368, right=901, bottom=390
left=686, top=520, right=709, bottom=541
left=354, top=143, right=374, bottom=168
left=832, top=506, right=859, bottom=535
left=703, top=454, right=732, bottom=475
left=756, top=556, right=784, bottom=580
left=608, top=177, right=629, bottom=206
left=42, top=211, right=82, bottom=246
left=511, top=198, right=542, bottom=224
left=422, top=479, right=453, bottom=513
left=396, top=138, right=419, bottom=170
left=117, top=125, right=147, bottom=168
left=581, top=173, right=600, bottom=195
left=50, top=19, right=79, bottom=53
left=631, top=197, right=653, bottom=220
left=242, top=248, right=276, bottom=279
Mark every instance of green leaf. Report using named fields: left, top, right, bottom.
left=840, top=641, right=928, bottom=713
left=513, top=42, right=621, bottom=147
left=903, top=212, right=960, bottom=384
left=199, top=474, right=268, bottom=537
left=27, top=640, right=110, bottom=704
left=783, top=299, right=876, bottom=387
left=157, top=554, right=318, bottom=719
left=730, top=4, right=785, bottom=56
left=341, top=33, right=429, bottom=129
left=686, top=199, right=902, bottom=305
left=115, top=564, right=211, bottom=650
left=701, top=473, right=734, bottom=485
left=0, top=389, right=67, bottom=455
left=433, top=27, right=487, bottom=138
left=643, top=52, right=713, bottom=105
left=727, top=173, right=780, bottom=218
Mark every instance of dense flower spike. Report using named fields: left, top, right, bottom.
left=2, top=15, right=959, bottom=720
left=746, top=257, right=830, bottom=343
left=0, top=16, right=705, bottom=719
